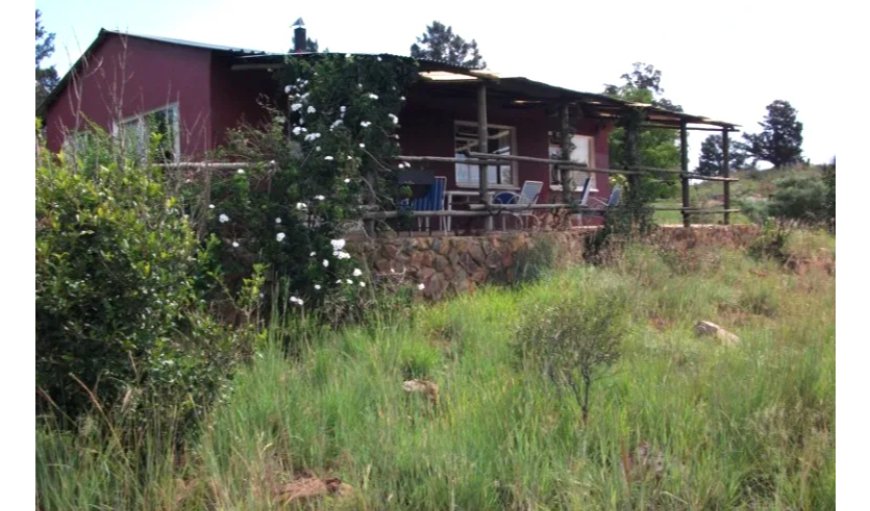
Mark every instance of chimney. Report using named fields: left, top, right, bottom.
left=293, top=18, right=306, bottom=53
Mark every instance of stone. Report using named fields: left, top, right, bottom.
left=694, top=320, right=740, bottom=346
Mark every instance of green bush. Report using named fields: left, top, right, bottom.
left=767, top=174, right=827, bottom=223
left=516, top=287, right=631, bottom=424
left=36, top=130, right=239, bottom=424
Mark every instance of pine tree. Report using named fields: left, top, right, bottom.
left=743, top=100, right=803, bottom=169
left=410, top=21, right=485, bottom=69
left=36, top=9, right=59, bottom=108
left=696, top=134, right=750, bottom=176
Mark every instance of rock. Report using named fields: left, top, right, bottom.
left=275, top=474, right=353, bottom=505
left=402, top=379, right=439, bottom=406
left=695, top=320, right=740, bottom=346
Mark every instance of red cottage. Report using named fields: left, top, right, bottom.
left=39, top=28, right=739, bottom=230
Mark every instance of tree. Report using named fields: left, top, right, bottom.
left=604, top=63, right=682, bottom=198
left=410, top=21, right=485, bottom=69
left=696, top=134, right=750, bottom=176
left=743, top=100, right=803, bottom=169
left=36, top=9, right=59, bottom=108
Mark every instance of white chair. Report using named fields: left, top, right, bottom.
left=492, top=180, right=544, bottom=230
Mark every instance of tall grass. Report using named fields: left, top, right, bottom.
left=37, top=237, right=835, bottom=510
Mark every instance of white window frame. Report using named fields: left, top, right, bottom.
left=113, top=103, right=180, bottom=163
left=454, top=120, right=518, bottom=189
left=549, top=133, right=597, bottom=193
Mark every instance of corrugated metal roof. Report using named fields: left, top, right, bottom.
left=99, top=29, right=267, bottom=55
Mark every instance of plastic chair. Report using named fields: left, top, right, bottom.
left=492, top=180, right=543, bottom=230
left=411, top=176, right=447, bottom=233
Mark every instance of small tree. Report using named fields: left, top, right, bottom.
left=696, top=134, right=750, bottom=176
left=36, top=9, right=59, bottom=108
left=410, top=21, right=486, bottom=69
left=517, top=291, right=631, bottom=424
left=743, top=100, right=803, bottom=169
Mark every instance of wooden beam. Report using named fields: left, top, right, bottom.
left=559, top=102, right=573, bottom=204
left=477, top=82, right=492, bottom=231
left=722, top=129, right=731, bottom=225
left=680, top=120, right=690, bottom=228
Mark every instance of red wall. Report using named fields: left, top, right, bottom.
left=209, top=55, right=277, bottom=148
left=44, top=34, right=214, bottom=156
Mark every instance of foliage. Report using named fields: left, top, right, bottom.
left=748, top=219, right=792, bottom=262
left=743, top=100, right=804, bottom=169
left=822, top=158, right=835, bottom=231
left=605, top=63, right=681, bottom=201
left=36, top=128, right=240, bottom=426
left=189, top=55, right=417, bottom=321
left=36, top=9, right=59, bottom=109
left=696, top=134, right=751, bottom=176
left=517, top=289, right=631, bottom=424
left=410, top=20, right=486, bottom=69
left=767, top=173, right=828, bottom=223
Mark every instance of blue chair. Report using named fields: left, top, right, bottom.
left=411, top=176, right=446, bottom=233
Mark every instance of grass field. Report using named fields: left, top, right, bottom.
left=653, top=165, right=827, bottom=226
left=36, top=231, right=835, bottom=510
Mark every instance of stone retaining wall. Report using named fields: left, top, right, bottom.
left=353, top=225, right=761, bottom=301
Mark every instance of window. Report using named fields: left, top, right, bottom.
left=114, top=104, right=180, bottom=162
left=454, top=121, right=516, bottom=188
left=549, top=133, right=596, bottom=192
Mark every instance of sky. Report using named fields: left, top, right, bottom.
left=35, top=0, right=842, bottom=169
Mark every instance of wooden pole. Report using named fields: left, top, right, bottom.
left=680, top=120, right=690, bottom=228
left=722, top=128, right=731, bottom=225
left=477, top=83, right=492, bottom=231
left=559, top=103, right=573, bottom=204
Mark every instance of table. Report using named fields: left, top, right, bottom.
left=444, top=190, right=480, bottom=232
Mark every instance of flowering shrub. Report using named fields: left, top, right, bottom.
left=36, top=130, right=240, bottom=425
left=193, top=55, right=418, bottom=322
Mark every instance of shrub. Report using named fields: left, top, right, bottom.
left=36, top=130, right=239, bottom=425
left=516, top=289, right=631, bottom=424
left=767, top=173, right=827, bottom=224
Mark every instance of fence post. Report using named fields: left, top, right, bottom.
left=722, top=129, right=731, bottom=225
left=477, top=82, right=492, bottom=231
left=680, top=120, right=690, bottom=228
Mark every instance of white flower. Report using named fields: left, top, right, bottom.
left=237, top=168, right=245, bottom=174
left=339, top=106, right=347, bottom=118
left=359, top=281, right=366, bottom=287
left=368, top=93, right=379, bottom=100
left=310, top=251, right=316, bottom=257
left=330, top=239, right=346, bottom=251
left=269, top=160, right=276, bottom=165
left=324, top=155, right=334, bottom=161
left=291, top=103, right=303, bottom=112
left=360, top=120, right=371, bottom=128
left=335, top=279, right=342, bottom=284
left=417, top=283, right=425, bottom=290
left=209, top=204, right=215, bottom=209
left=330, top=119, right=343, bottom=130
left=315, top=146, right=321, bottom=152
left=296, top=298, right=304, bottom=306
left=314, top=284, right=322, bottom=291
left=292, top=126, right=307, bottom=135
left=219, top=213, right=229, bottom=223
left=347, top=155, right=353, bottom=160
left=289, top=296, right=304, bottom=306
left=276, top=232, right=286, bottom=242
left=284, top=85, right=292, bottom=94
left=344, top=178, right=351, bottom=183
left=400, top=96, right=406, bottom=101
left=232, top=241, right=240, bottom=248
left=352, top=268, right=363, bottom=277
left=388, top=113, right=399, bottom=124
left=314, top=195, right=325, bottom=201
left=275, top=217, right=282, bottom=224
left=346, top=279, right=353, bottom=284
left=322, top=259, right=330, bottom=268
left=304, top=132, right=321, bottom=141
left=359, top=143, right=365, bottom=149
left=296, top=202, right=308, bottom=210
left=335, top=251, right=351, bottom=260
left=307, top=105, right=316, bottom=114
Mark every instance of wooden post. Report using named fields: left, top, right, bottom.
left=477, top=82, right=492, bottom=231
left=722, top=129, right=731, bottom=225
left=680, top=120, right=690, bottom=228
left=559, top=103, right=573, bottom=205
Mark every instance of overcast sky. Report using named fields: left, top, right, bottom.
left=37, top=0, right=839, bottom=167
